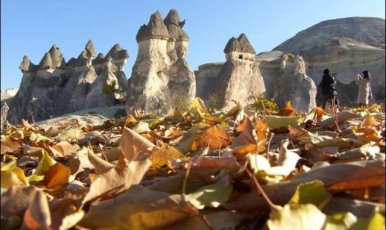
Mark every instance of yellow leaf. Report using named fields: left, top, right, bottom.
left=267, top=203, right=326, bottom=230
left=1, top=160, right=29, bottom=189
left=34, top=150, right=57, bottom=175
left=151, top=144, right=189, bottom=168
left=264, top=116, right=303, bottom=129
left=289, top=180, right=331, bottom=209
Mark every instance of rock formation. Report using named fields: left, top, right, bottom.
left=257, top=52, right=317, bottom=112
left=7, top=40, right=129, bottom=124
left=196, top=17, right=384, bottom=109
left=212, top=33, right=265, bottom=110
left=195, top=63, right=224, bottom=103
left=126, top=9, right=196, bottom=114
left=273, top=17, right=385, bottom=106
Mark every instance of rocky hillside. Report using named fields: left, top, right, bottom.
left=264, top=17, right=385, bottom=106
left=273, top=17, right=385, bottom=53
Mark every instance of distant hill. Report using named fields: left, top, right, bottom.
left=272, top=17, right=385, bottom=54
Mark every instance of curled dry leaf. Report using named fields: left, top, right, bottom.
left=316, top=111, right=360, bottom=127
left=192, top=125, right=232, bottom=150
left=223, top=160, right=384, bottom=213
left=43, top=163, right=72, bottom=189
left=120, top=127, right=158, bottom=161
left=1, top=135, right=21, bottom=154
left=79, top=185, right=197, bottom=230
left=21, top=190, right=51, bottom=229
left=278, top=101, right=297, bottom=116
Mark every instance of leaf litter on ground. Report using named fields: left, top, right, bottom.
left=1, top=99, right=385, bottom=229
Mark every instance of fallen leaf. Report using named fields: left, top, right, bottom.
left=151, top=143, right=189, bottom=168
left=187, top=172, right=232, bottom=209
left=192, top=125, right=232, bottom=150
left=1, top=135, right=21, bottom=154
left=278, top=101, right=297, bottom=116
left=267, top=203, right=326, bottom=230
left=327, top=167, right=385, bottom=192
left=223, top=160, right=384, bottom=213
left=120, top=127, right=158, bottom=161
left=22, top=190, right=51, bottom=229
left=43, top=163, right=71, bottom=189
left=264, top=115, right=303, bottom=129
left=79, top=185, right=197, bottom=229
left=289, top=180, right=331, bottom=209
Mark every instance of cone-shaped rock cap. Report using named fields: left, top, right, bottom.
left=164, top=9, right=189, bottom=41
left=224, top=33, right=255, bottom=54
left=66, top=57, right=78, bottom=68
left=76, top=51, right=89, bottom=67
left=136, top=11, right=170, bottom=42
left=92, top=53, right=105, bottom=65
left=20, top=55, right=31, bottom=72
left=238, top=33, right=255, bottom=54
left=104, top=44, right=129, bottom=61
left=224, top=37, right=241, bottom=53
left=48, top=45, right=64, bottom=69
left=38, top=52, right=53, bottom=70
left=85, top=40, right=96, bottom=57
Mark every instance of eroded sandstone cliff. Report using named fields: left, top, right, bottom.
left=7, top=41, right=129, bottom=124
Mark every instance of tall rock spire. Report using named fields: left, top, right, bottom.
left=136, top=11, right=170, bottom=42
left=38, top=52, right=53, bottom=70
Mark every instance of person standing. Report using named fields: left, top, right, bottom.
left=356, top=70, right=373, bottom=108
left=318, top=68, right=338, bottom=110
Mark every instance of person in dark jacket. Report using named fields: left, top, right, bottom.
left=318, top=68, right=338, bottom=110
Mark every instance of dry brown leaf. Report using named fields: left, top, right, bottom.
left=278, top=101, right=297, bottom=116
left=288, top=126, right=311, bottom=139
left=1, top=186, right=39, bottom=219
left=327, top=167, right=385, bottom=192
left=223, top=160, right=384, bottom=213
left=232, top=117, right=257, bottom=148
left=192, top=125, right=231, bottom=150
left=360, top=115, right=377, bottom=128
left=120, top=127, right=158, bottom=161
left=191, top=156, right=241, bottom=172
left=22, top=190, right=51, bottom=229
left=79, top=185, right=197, bottom=230
left=87, top=146, right=114, bottom=175
left=150, top=143, right=188, bottom=168
left=43, top=163, right=71, bottom=189
left=1, top=135, right=21, bottom=154
left=232, top=142, right=266, bottom=158
left=316, top=111, right=360, bottom=127
left=49, top=198, right=84, bottom=230
left=82, top=152, right=152, bottom=204
left=255, top=117, right=269, bottom=141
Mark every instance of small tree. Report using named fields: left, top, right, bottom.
left=250, top=94, right=278, bottom=112
left=102, top=80, right=119, bottom=95
left=208, top=93, right=221, bottom=109
left=168, top=88, right=192, bottom=113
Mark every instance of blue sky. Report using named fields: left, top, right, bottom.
left=1, top=0, right=385, bottom=91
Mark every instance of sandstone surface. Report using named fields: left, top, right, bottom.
left=213, top=33, right=265, bottom=110
left=127, top=9, right=196, bottom=114
left=257, top=52, right=317, bottom=112
left=7, top=41, right=129, bottom=124
left=272, top=17, right=385, bottom=106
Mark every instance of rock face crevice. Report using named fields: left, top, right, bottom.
left=7, top=40, right=129, bottom=124
left=127, top=9, right=196, bottom=114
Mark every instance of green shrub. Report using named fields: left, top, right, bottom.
left=102, top=80, right=118, bottom=95
left=250, top=94, right=278, bottom=112
left=208, top=93, right=221, bottom=109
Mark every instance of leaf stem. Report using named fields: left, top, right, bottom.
left=245, top=168, right=282, bottom=212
